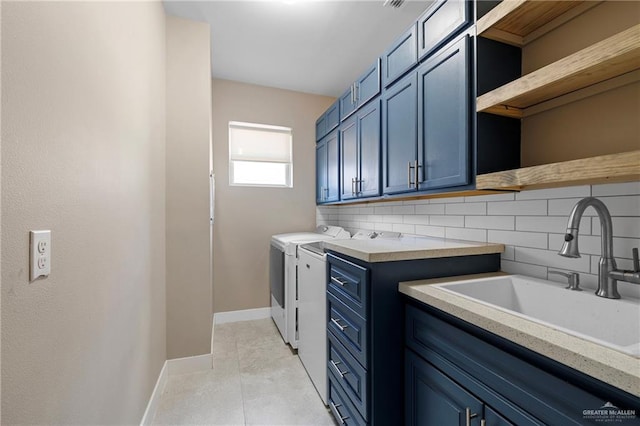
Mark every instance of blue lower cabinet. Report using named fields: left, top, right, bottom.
left=405, top=349, right=483, bottom=426
left=404, top=302, right=640, bottom=426
left=327, top=251, right=501, bottom=425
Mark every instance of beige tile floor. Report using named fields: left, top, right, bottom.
left=153, top=319, right=336, bottom=426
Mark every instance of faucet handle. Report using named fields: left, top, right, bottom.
left=549, top=270, right=582, bottom=291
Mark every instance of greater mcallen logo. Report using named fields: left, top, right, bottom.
left=583, top=402, right=637, bottom=423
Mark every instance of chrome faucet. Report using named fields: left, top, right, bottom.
left=559, top=197, right=640, bottom=299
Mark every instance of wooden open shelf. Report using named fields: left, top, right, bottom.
left=476, top=0, right=599, bottom=47
left=476, top=24, right=640, bottom=118
left=475, top=150, right=640, bottom=191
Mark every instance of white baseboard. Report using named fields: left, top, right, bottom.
left=213, top=307, right=271, bottom=324
left=140, top=354, right=213, bottom=425
left=140, top=361, right=168, bottom=426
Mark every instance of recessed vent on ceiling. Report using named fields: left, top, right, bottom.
left=383, top=0, right=405, bottom=8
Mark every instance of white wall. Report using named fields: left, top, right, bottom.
left=212, top=79, right=335, bottom=313
left=165, top=15, right=213, bottom=360
left=1, top=2, right=166, bottom=424
left=318, top=182, right=640, bottom=298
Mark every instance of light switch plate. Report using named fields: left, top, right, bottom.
left=30, top=230, right=51, bottom=280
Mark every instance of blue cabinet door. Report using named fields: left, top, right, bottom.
left=317, top=131, right=340, bottom=204
left=417, top=0, right=470, bottom=61
left=326, top=130, right=340, bottom=203
left=382, top=23, right=418, bottom=88
left=382, top=72, right=418, bottom=195
left=316, top=141, right=327, bottom=204
left=356, top=59, right=381, bottom=108
left=405, top=349, right=483, bottom=426
left=340, top=86, right=358, bottom=122
left=357, top=100, right=381, bottom=198
left=417, top=35, right=470, bottom=191
left=326, top=100, right=340, bottom=134
left=340, top=117, right=358, bottom=200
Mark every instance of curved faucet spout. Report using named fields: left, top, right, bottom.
left=559, top=197, right=619, bottom=299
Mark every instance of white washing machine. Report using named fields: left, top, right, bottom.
left=269, top=225, right=350, bottom=348
left=297, top=230, right=401, bottom=405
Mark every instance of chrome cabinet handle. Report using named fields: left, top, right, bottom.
left=355, top=82, right=359, bottom=104
left=331, top=276, right=347, bottom=286
left=407, top=161, right=413, bottom=188
left=330, top=360, right=349, bottom=379
left=466, top=408, right=478, bottom=426
left=357, top=178, right=363, bottom=195
left=351, top=177, right=356, bottom=196
left=331, top=317, right=348, bottom=331
left=481, top=420, right=486, bottom=426
left=330, top=402, right=349, bottom=425
left=324, top=187, right=329, bottom=200
left=414, top=161, right=420, bottom=188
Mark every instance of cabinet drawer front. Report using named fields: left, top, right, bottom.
left=328, top=253, right=368, bottom=317
left=417, top=0, right=470, bottom=61
left=328, top=292, right=367, bottom=368
left=328, top=374, right=367, bottom=426
left=405, top=304, right=624, bottom=425
left=382, top=23, right=417, bottom=88
left=329, top=331, right=369, bottom=420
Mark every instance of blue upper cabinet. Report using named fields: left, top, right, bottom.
left=341, top=99, right=381, bottom=200
left=417, top=0, right=470, bottom=61
left=317, top=130, right=340, bottom=204
left=382, top=72, right=418, bottom=195
left=340, top=59, right=381, bottom=122
left=382, top=23, right=418, bottom=88
left=417, top=35, right=471, bottom=191
left=316, top=99, right=340, bottom=142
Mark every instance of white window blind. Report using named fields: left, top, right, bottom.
left=229, top=121, right=293, bottom=187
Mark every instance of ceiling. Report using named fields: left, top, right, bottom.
left=163, top=0, right=432, bottom=97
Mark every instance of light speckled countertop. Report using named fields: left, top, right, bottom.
left=322, top=236, right=504, bottom=262
left=399, top=272, right=640, bottom=397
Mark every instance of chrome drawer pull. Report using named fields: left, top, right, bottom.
left=331, top=317, right=348, bottom=331
left=330, top=360, right=349, bottom=379
left=330, top=402, right=349, bottom=425
left=331, top=276, right=348, bottom=286
left=466, top=408, right=478, bottom=426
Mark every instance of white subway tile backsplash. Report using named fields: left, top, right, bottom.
left=393, top=205, right=415, bottom=215
left=374, top=206, right=394, bottom=215
left=488, top=200, right=547, bottom=216
left=501, top=260, right=548, bottom=279
left=515, top=247, right=591, bottom=273
left=445, top=202, right=486, bottom=215
left=321, top=183, right=639, bottom=281
left=592, top=217, right=640, bottom=238
left=415, top=204, right=445, bottom=215
left=415, top=225, right=445, bottom=238
left=464, top=192, right=515, bottom=202
left=393, top=223, right=416, bottom=234
left=501, top=245, right=515, bottom=261
left=374, top=222, right=394, bottom=232
left=516, top=216, right=591, bottom=235
left=445, top=227, right=487, bottom=242
left=465, top=215, right=515, bottom=230
left=592, top=181, right=640, bottom=197
left=383, top=215, right=404, bottom=223
left=430, top=215, right=464, bottom=227
left=515, top=185, right=590, bottom=200
left=403, top=215, right=430, bottom=225
left=429, top=196, right=466, bottom=204
left=488, top=230, right=547, bottom=249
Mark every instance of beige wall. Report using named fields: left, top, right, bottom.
left=165, top=16, right=213, bottom=359
left=521, top=1, right=640, bottom=166
left=1, top=2, right=166, bottom=424
left=212, top=79, right=334, bottom=313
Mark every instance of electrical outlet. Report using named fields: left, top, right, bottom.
left=30, top=230, right=51, bottom=280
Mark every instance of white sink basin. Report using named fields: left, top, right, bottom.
left=435, top=275, right=640, bottom=357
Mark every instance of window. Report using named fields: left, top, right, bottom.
left=229, top=121, right=293, bottom=187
